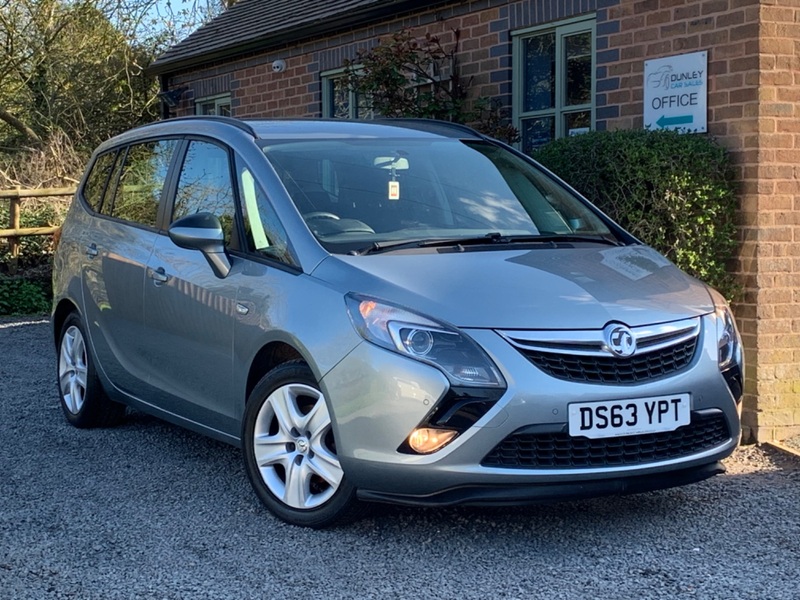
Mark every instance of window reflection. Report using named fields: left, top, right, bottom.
left=522, top=117, right=555, bottom=153
left=565, top=32, right=592, bottom=106
left=524, top=33, right=555, bottom=112
left=111, top=140, right=177, bottom=227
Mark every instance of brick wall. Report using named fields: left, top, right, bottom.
left=749, top=0, right=800, bottom=440
left=595, top=0, right=761, bottom=138
left=597, top=0, right=800, bottom=441
left=168, top=1, right=598, bottom=123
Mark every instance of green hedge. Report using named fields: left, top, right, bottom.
left=0, top=276, right=51, bottom=315
left=533, top=129, right=739, bottom=300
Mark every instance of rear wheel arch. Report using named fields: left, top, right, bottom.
left=56, top=310, right=125, bottom=428
left=52, top=299, right=80, bottom=349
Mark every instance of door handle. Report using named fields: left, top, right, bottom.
left=85, top=243, right=98, bottom=259
left=149, top=266, right=169, bottom=284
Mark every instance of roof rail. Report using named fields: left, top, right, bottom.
left=372, top=118, right=484, bottom=139
left=159, top=115, right=257, bottom=137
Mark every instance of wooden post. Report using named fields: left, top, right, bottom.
left=8, top=186, right=21, bottom=274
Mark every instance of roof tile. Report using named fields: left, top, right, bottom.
left=151, top=0, right=419, bottom=74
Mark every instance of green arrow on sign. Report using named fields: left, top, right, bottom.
left=656, top=114, right=694, bottom=128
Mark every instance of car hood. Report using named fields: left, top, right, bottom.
left=311, top=245, right=714, bottom=330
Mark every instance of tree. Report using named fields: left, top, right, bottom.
left=343, top=28, right=519, bottom=143
left=0, top=0, right=223, bottom=186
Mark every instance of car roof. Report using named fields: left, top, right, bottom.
left=94, top=117, right=483, bottom=155
left=249, top=118, right=484, bottom=141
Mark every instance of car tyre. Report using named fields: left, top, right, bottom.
left=57, top=312, right=125, bottom=428
left=243, top=360, right=363, bottom=528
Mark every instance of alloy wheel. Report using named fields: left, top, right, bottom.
left=252, top=383, right=344, bottom=509
left=58, top=325, right=88, bottom=414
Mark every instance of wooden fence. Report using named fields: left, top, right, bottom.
left=0, top=186, right=76, bottom=265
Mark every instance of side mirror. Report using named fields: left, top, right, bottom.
left=168, top=212, right=231, bottom=278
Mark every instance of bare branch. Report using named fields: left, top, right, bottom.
left=0, top=108, right=42, bottom=145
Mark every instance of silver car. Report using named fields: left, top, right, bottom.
left=52, top=117, right=743, bottom=528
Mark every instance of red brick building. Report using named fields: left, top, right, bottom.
left=151, top=0, right=800, bottom=442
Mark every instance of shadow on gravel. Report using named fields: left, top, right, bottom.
left=109, top=405, right=800, bottom=537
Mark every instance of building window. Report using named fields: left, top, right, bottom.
left=195, top=94, right=232, bottom=116
left=513, top=17, right=595, bottom=154
left=321, top=69, right=376, bottom=119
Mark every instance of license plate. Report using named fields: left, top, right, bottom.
left=568, top=394, right=691, bottom=439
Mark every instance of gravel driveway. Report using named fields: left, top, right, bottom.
left=1, top=317, right=799, bottom=599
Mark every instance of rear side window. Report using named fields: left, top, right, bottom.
left=107, top=140, right=177, bottom=227
left=82, top=151, right=116, bottom=212
left=172, top=140, right=237, bottom=245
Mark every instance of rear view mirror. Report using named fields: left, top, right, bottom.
left=374, top=156, right=409, bottom=170
left=168, top=212, right=231, bottom=278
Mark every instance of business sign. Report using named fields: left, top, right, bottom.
left=644, top=51, right=707, bottom=133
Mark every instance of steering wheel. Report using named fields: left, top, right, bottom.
left=304, top=212, right=340, bottom=221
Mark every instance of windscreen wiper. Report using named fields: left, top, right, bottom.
left=350, top=232, right=623, bottom=256
left=503, top=234, right=623, bottom=247
left=350, top=233, right=506, bottom=256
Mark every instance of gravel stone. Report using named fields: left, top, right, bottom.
left=783, top=435, right=800, bottom=453
left=1, top=317, right=799, bottom=599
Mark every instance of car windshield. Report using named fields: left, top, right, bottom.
left=259, top=137, right=614, bottom=254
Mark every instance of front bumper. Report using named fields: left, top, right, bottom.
left=357, top=460, right=726, bottom=507
left=321, top=313, right=741, bottom=501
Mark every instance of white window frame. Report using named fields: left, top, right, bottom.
left=195, top=93, right=232, bottom=116
left=322, top=67, right=359, bottom=119
left=512, top=15, right=596, bottom=151
left=321, top=67, right=380, bottom=119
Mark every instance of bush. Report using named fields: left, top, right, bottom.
left=532, top=129, right=739, bottom=299
left=0, top=276, right=51, bottom=315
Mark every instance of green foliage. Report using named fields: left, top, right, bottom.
left=0, top=0, right=223, bottom=182
left=533, top=129, right=739, bottom=299
left=343, top=29, right=519, bottom=144
left=1, top=1, right=156, bottom=153
left=344, top=30, right=469, bottom=121
left=0, top=197, right=67, bottom=314
left=0, top=276, right=51, bottom=315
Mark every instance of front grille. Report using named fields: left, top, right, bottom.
left=521, top=337, right=697, bottom=384
left=481, top=412, right=730, bottom=469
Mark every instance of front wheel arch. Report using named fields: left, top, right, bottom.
left=245, top=341, right=306, bottom=403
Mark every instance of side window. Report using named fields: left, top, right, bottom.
left=172, top=140, right=237, bottom=246
left=237, top=161, right=295, bottom=266
left=110, top=140, right=177, bottom=227
left=82, top=151, right=117, bottom=212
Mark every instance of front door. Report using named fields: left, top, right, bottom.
left=141, top=139, right=241, bottom=436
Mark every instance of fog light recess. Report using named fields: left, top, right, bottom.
left=407, top=428, right=458, bottom=454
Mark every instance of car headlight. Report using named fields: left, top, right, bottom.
left=711, top=292, right=742, bottom=371
left=710, top=289, right=744, bottom=402
left=717, top=305, right=739, bottom=370
left=345, top=293, right=505, bottom=387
